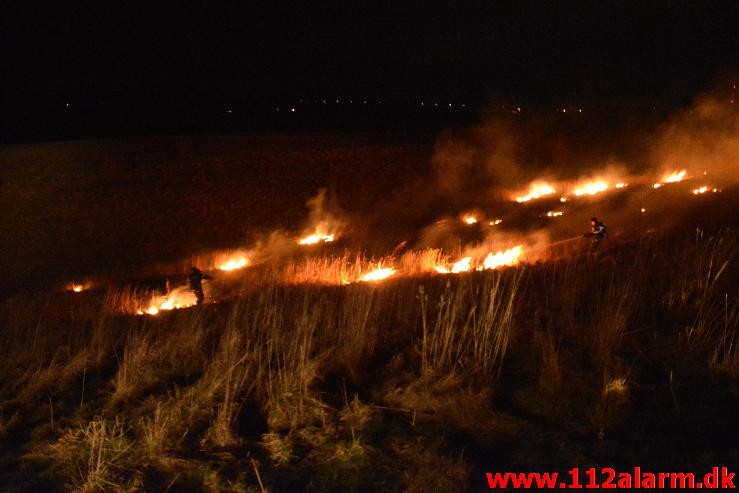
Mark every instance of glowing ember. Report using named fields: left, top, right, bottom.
left=218, top=257, right=248, bottom=271
left=615, top=183, right=627, bottom=189
left=692, top=186, right=720, bottom=195
left=652, top=183, right=662, bottom=189
left=298, top=233, right=335, bottom=245
left=692, top=186, right=709, bottom=195
left=514, top=181, right=556, bottom=203
left=360, top=267, right=397, bottom=282
left=546, top=211, right=564, bottom=217
left=572, top=180, right=609, bottom=196
left=66, top=281, right=92, bottom=293
left=463, top=216, right=478, bottom=225
left=661, top=170, right=687, bottom=183
left=489, top=219, right=503, bottom=225
left=560, top=197, right=569, bottom=202
left=641, top=208, right=646, bottom=213
left=482, top=246, right=523, bottom=270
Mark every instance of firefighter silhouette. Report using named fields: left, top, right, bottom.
left=188, top=267, right=212, bottom=305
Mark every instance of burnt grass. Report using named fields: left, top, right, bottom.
left=0, top=133, right=738, bottom=491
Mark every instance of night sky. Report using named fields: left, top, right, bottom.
left=2, top=1, right=737, bottom=136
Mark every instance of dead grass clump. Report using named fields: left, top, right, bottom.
left=39, top=416, right=140, bottom=492
left=586, top=373, right=633, bottom=440
left=338, top=394, right=375, bottom=434
left=384, top=372, right=510, bottom=440
left=307, top=435, right=377, bottom=492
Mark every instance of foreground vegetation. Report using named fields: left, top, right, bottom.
left=0, top=227, right=736, bottom=491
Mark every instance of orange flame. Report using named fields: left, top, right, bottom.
left=298, top=233, right=336, bottom=245
left=514, top=181, right=556, bottom=203
left=661, top=170, right=687, bottom=183
left=653, top=170, right=687, bottom=188
left=546, top=211, right=564, bottom=217
left=452, top=257, right=472, bottom=273
left=482, top=246, right=523, bottom=270
left=572, top=180, right=609, bottom=196
left=360, top=267, right=396, bottom=282
left=435, top=246, right=523, bottom=274
left=137, top=286, right=197, bottom=316
left=218, top=256, right=249, bottom=271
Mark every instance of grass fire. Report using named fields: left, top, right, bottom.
left=0, top=87, right=737, bottom=492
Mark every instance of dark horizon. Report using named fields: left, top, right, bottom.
left=2, top=2, right=738, bottom=143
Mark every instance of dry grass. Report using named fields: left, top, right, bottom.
left=43, top=416, right=138, bottom=492
left=420, top=271, right=521, bottom=377
left=1, top=229, right=737, bottom=490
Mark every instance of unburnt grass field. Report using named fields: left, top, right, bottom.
left=0, top=132, right=737, bottom=492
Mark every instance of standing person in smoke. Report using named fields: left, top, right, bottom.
left=585, top=217, right=608, bottom=252
left=189, top=267, right=212, bottom=305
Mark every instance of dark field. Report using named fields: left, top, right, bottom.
left=1, top=112, right=738, bottom=491
left=0, top=132, right=435, bottom=297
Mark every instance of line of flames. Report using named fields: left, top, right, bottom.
left=120, top=167, right=717, bottom=316
left=512, top=169, right=697, bottom=203
left=434, top=246, right=524, bottom=274
left=135, top=245, right=525, bottom=315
